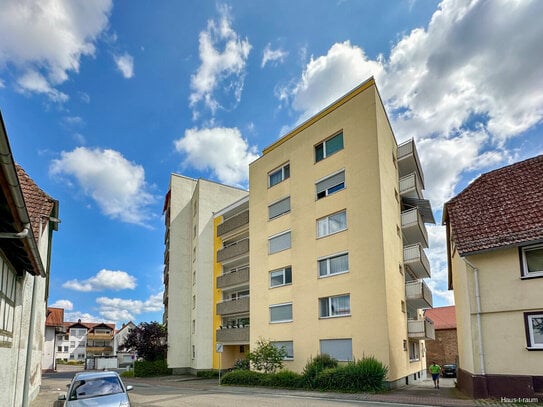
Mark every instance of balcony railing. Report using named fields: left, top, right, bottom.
left=404, top=244, right=431, bottom=280
left=216, top=326, right=250, bottom=343
left=407, top=318, right=435, bottom=340
left=86, top=346, right=113, bottom=354
left=217, top=210, right=249, bottom=237
left=86, top=333, right=113, bottom=340
left=399, top=172, right=423, bottom=199
left=401, top=208, right=428, bottom=248
left=217, top=238, right=249, bottom=263
left=397, top=139, right=424, bottom=184
left=217, top=266, right=250, bottom=289
left=216, top=296, right=250, bottom=316
left=405, top=280, right=433, bottom=310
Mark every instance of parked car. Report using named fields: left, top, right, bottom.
left=442, top=363, right=457, bottom=378
left=58, top=370, right=133, bottom=406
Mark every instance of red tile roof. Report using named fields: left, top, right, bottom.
left=424, top=305, right=456, bottom=330
left=45, top=307, right=64, bottom=327
left=444, top=154, right=543, bottom=255
left=63, top=321, right=116, bottom=332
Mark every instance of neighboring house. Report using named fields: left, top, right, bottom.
left=56, top=320, right=116, bottom=362
left=443, top=154, right=543, bottom=399
left=0, top=111, right=60, bottom=407
left=163, top=175, right=248, bottom=373
left=115, top=321, right=136, bottom=367
left=42, top=307, right=64, bottom=372
left=424, top=306, right=458, bottom=368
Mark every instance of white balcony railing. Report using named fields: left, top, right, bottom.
left=403, top=244, right=431, bottom=280
left=407, top=318, right=435, bottom=340
left=401, top=208, right=429, bottom=248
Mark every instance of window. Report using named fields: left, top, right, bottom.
left=70, top=341, right=75, bottom=348
left=319, top=338, right=352, bottom=361
left=521, top=244, right=543, bottom=278
left=268, top=231, right=291, bottom=254
left=64, top=346, right=69, bottom=352
left=268, top=163, right=290, bottom=187
left=57, top=346, right=62, bottom=352
left=192, top=345, right=196, bottom=359
left=272, top=341, right=294, bottom=360
left=268, top=197, right=290, bottom=220
left=0, top=258, right=16, bottom=347
left=319, top=294, right=350, bottom=317
left=524, top=312, right=543, bottom=349
left=409, top=341, right=420, bottom=360
left=316, top=170, right=345, bottom=200
left=270, top=267, right=292, bottom=287
left=270, top=303, right=293, bottom=323
left=318, top=253, right=349, bottom=277
left=315, top=132, right=344, bottom=162
left=317, top=210, right=347, bottom=237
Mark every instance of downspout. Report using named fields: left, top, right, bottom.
left=462, top=257, right=485, bottom=375
left=0, top=223, right=30, bottom=239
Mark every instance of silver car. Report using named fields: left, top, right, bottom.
left=59, top=370, right=133, bottom=407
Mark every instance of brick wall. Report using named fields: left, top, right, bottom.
left=425, top=328, right=458, bottom=367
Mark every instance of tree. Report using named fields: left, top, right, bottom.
left=247, top=338, right=286, bottom=373
left=121, top=321, right=167, bottom=361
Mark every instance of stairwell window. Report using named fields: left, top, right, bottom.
left=316, top=170, right=345, bottom=200
left=270, top=266, right=292, bottom=287
left=319, top=294, right=350, bottom=318
left=318, top=253, right=349, bottom=277
left=521, top=244, right=543, bottom=278
left=315, top=132, right=344, bottom=162
left=268, top=163, right=290, bottom=187
left=317, top=210, right=347, bottom=237
left=524, top=312, right=543, bottom=349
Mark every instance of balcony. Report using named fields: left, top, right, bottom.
left=86, top=333, right=113, bottom=341
left=216, top=326, right=249, bottom=343
left=216, top=296, right=250, bottom=316
left=401, top=208, right=428, bottom=247
left=217, top=238, right=249, bottom=263
left=405, top=280, right=433, bottom=310
left=217, top=210, right=249, bottom=237
left=398, top=139, right=424, bottom=184
left=86, top=346, right=113, bottom=354
left=407, top=318, right=435, bottom=340
left=399, top=172, right=423, bottom=199
left=217, top=266, right=249, bottom=289
left=404, top=244, right=431, bottom=280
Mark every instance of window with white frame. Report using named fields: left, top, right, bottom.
left=317, top=210, right=347, bottom=238
left=319, top=338, right=352, bottom=361
left=316, top=170, right=345, bottom=200
left=268, top=163, right=290, bottom=187
left=270, top=303, right=293, bottom=323
left=521, top=244, right=543, bottom=278
left=268, top=197, right=290, bottom=220
left=272, top=341, right=294, bottom=360
left=319, top=294, right=350, bottom=318
left=0, top=257, right=16, bottom=347
left=268, top=231, right=291, bottom=254
left=270, top=266, right=292, bottom=287
left=315, top=132, right=344, bottom=162
left=524, top=312, right=543, bottom=349
left=318, top=253, right=349, bottom=277
left=409, top=341, right=420, bottom=360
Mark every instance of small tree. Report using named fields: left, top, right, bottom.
left=247, top=338, right=286, bottom=373
left=121, top=321, right=167, bottom=361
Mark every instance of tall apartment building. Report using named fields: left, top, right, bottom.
left=163, top=174, right=248, bottom=373
left=248, top=77, right=434, bottom=386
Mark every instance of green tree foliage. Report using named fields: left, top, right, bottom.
left=247, top=338, right=287, bottom=373
left=121, top=321, right=167, bottom=361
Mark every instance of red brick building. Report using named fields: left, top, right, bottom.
left=424, top=306, right=457, bottom=367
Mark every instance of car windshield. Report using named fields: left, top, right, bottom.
left=69, top=376, right=123, bottom=400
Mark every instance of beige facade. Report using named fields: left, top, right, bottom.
left=163, top=174, right=247, bottom=373
left=248, top=77, right=434, bottom=386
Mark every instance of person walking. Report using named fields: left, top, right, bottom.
left=429, top=361, right=442, bottom=388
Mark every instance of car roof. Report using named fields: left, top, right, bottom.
left=72, top=371, right=121, bottom=381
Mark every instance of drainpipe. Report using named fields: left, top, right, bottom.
left=0, top=223, right=30, bottom=239
left=462, top=257, right=485, bottom=375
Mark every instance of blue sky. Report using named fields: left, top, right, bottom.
left=1, top=0, right=542, bottom=326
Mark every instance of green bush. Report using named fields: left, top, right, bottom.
left=314, top=356, right=388, bottom=392
left=134, top=359, right=172, bottom=377
left=233, top=358, right=250, bottom=370
left=267, top=370, right=303, bottom=388
left=197, top=370, right=219, bottom=378
left=220, top=369, right=265, bottom=386
left=302, top=354, right=338, bottom=388
left=247, top=338, right=287, bottom=373
left=120, top=370, right=134, bottom=378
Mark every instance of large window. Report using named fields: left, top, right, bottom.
left=315, top=132, right=344, bottom=162
left=319, top=338, right=352, bottom=361
left=316, top=170, right=345, bottom=200
left=270, top=266, right=292, bottom=287
left=270, top=303, right=293, bottom=323
left=318, top=253, right=349, bottom=277
left=0, top=257, right=16, bottom=347
left=317, top=210, right=347, bottom=237
left=268, top=197, right=290, bottom=220
left=268, top=163, right=290, bottom=187
left=521, top=244, right=543, bottom=278
left=268, top=231, right=291, bottom=254
left=319, top=294, right=350, bottom=318
left=272, top=341, right=294, bottom=360
left=524, top=312, right=543, bottom=349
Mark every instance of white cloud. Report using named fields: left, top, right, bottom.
left=49, top=299, right=73, bottom=310
left=96, top=292, right=163, bottom=322
left=62, top=269, right=137, bottom=292
left=189, top=4, right=251, bottom=116
left=174, top=127, right=259, bottom=186
left=261, top=44, right=288, bottom=68
left=0, top=0, right=112, bottom=100
left=49, top=147, right=156, bottom=225
left=113, top=52, right=134, bottom=78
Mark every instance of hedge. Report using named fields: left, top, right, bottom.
left=134, top=359, right=172, bottom=377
